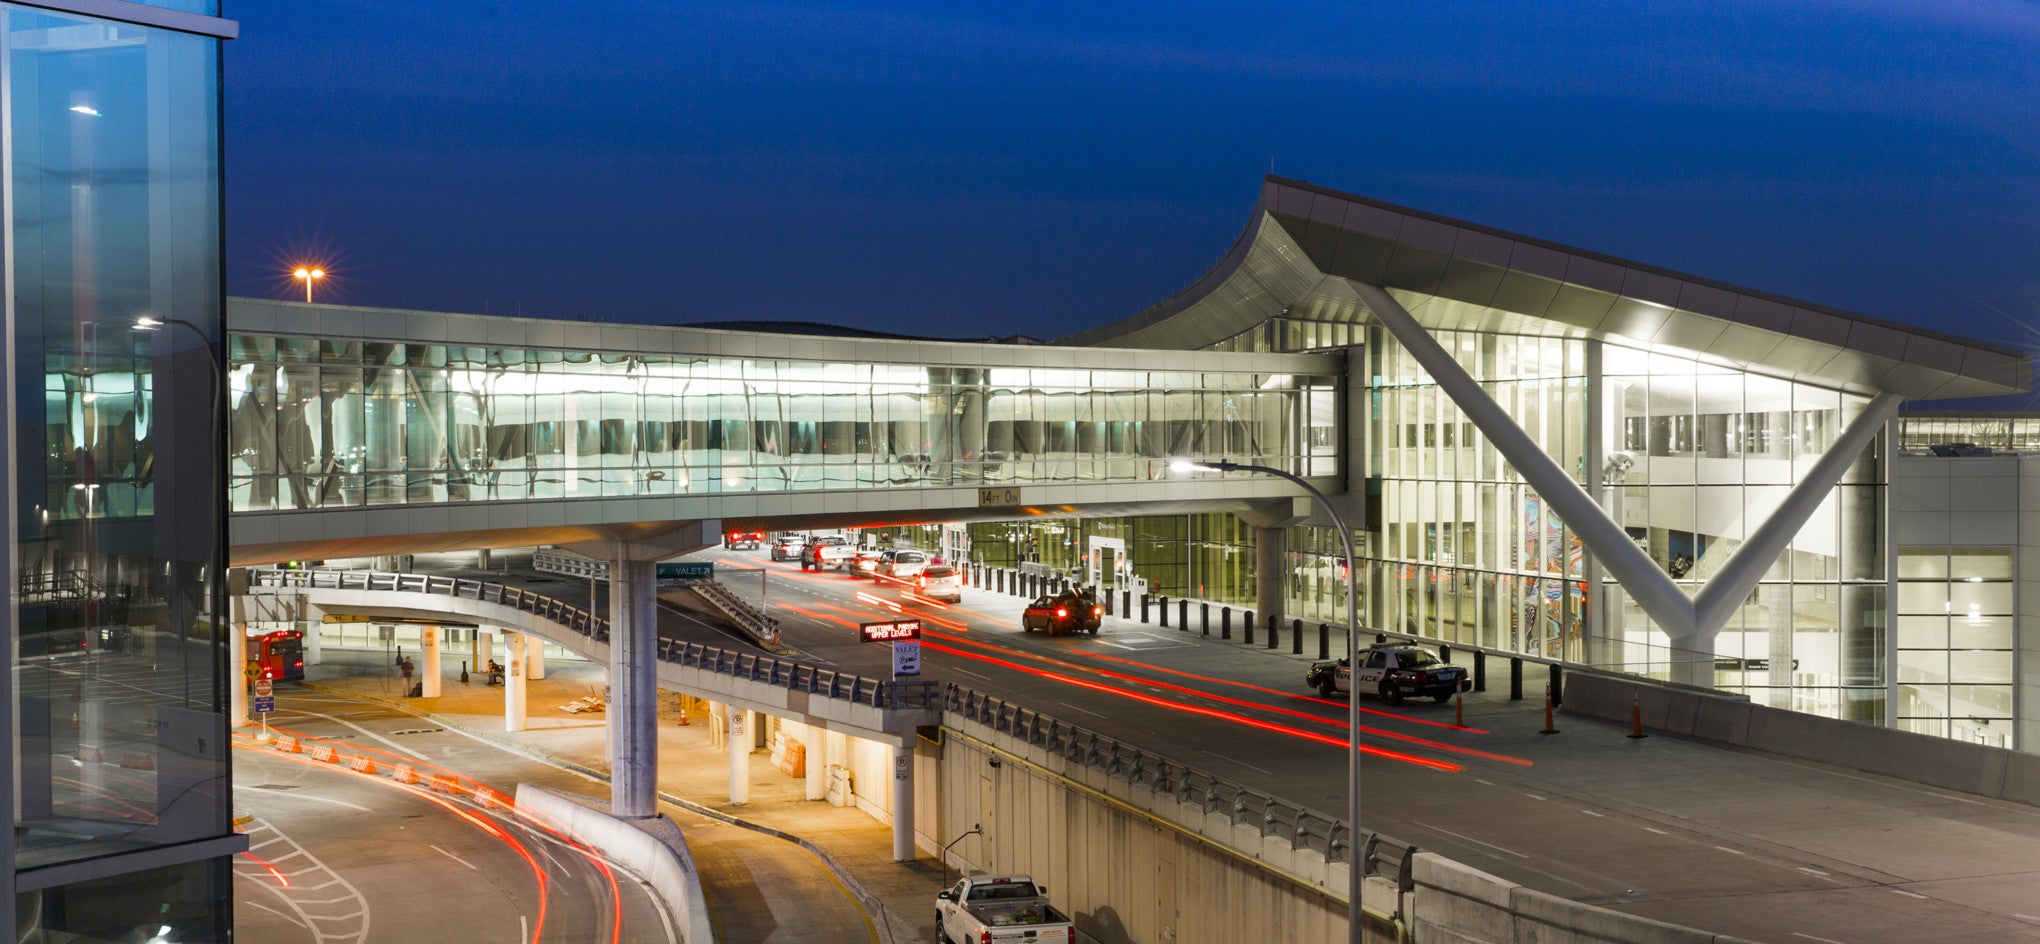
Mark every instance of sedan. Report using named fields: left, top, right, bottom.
left=1306, top=644, right=1468, bottom=705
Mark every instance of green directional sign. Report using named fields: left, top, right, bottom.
left=656, top=561, right=715, bottom=580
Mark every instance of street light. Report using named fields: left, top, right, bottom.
left=1173, top=457, right=1362, bottom=942
left=292, top=266, right=325, bottom=303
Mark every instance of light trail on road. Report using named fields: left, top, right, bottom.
left=1068, top=648, right=1490, bottom=734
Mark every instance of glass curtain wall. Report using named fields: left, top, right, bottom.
left=1365, top=326, right=1887, bottom=719
left=1894, top=547, right=2015, bottom=745
left=219, top=339, right=1338, bottom=511
left=7, top=2, right=232, bottom=939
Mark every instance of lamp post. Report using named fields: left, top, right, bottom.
left=293, top=266, right=325, bottom=303
left=1173, top=457, right=1361, bottom=942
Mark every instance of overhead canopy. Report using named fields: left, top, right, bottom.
left=1064, top=176, right=2029, bottom=401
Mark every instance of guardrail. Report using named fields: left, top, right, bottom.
left=943, top=686, right=1413, bottom=881
left=248, top=568, right=935, bottom=710
left=533, top=548, right=608, bottom=579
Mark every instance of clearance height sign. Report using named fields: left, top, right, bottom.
left=861, top=620, right=922, bottom=677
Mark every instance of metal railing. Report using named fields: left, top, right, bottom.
left=248, top=568, right=934, bottom=710
left=943, top=686, right=1415, bottom=881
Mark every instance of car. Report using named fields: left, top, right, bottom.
left=725, top=530, right=764, bottom=550
left=1305, top=644, right=1469, bottom=704
left=849, top=547, right=887, bottom=577
left=769, top=535, right=806, bottom=561
left=1020, top=590, right=1102, bottom=636
left=916, top=563, right=962, bottom=602
left=877, top=549, right=930, bottom=580
left=800, top=536, right=854, bottom=571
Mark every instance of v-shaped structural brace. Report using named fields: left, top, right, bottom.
left=1348, top=280, right=1901, bottom=651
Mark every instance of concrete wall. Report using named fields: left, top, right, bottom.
left=932, top=712, right=1354, bottom=944
left=1566, top=671, right=2040, bottom=806
left=513, top=784, right=715, bottom=944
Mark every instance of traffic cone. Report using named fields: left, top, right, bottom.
left=677, top=697, right=690, bottom=726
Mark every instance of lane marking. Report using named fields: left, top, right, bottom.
left=1473, top=779, right=1495, bottom=786
left=2012, top=914, right=2040, bottom=922
left=1890, top=889, right=1928, bottom=899
left=1579, top=810, right=1605, bottom=818
left=238, top=899, right=307, bottom=927
left=432, top=844, right=480, bottom=870
left=1203, top=752, right=1273, bottom=776
left=1412, top=821, right=1526, bottom=859
left=1713, top=847, right=1746, bottom=856
left=1523, top=793, right=1547, bottom=801
left=1797, top=867, right=1830, bottom=877
left=1791, top=934, right=1849, bottom=944
left=288, top=710, right=432, bottom=761
left=1642, top=827, right=1669, bottom=835
left=1059, top=702, right=1108, bottom=719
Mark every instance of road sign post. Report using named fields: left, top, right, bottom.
left=252, top=679, right=276, bottom=741
left=860, top=619, right=923, bottom=682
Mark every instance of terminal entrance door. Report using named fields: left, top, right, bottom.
left=1087, top=536, right=1127, bottom=591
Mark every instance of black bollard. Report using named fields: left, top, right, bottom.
left=1121, top=590, right=1131, bottom=619
left=1509, top=657, right=1523, bottom=700
left=1160, top=596, right=1169, bottom=628
left=1319, top=622, right=1330, bottom=660
left=1221, top=606, right=1232, bottom=640
left=1178, top=599, right=1189, bottom=631
left=1292, top=618, right=1303, bottom=654
left=1549, top=664, right=1565, bottom=707
left=1141, top=594, right=1151, bottom=624
left=1243, top=609, right=1253, bottom=645
left=1474, top=650, right=1487, bottom=692
left=1201, top=602, right=1210, bottom=636
left=1267, top=614, right=1279, bottom=650
left=461, top=660, right=470, bottom=684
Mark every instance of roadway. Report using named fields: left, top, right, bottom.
left=390, top=547, right=2040, bottom=944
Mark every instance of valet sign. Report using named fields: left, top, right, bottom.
left=861, top=620, right=922, bottom=678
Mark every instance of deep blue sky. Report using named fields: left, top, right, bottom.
left=226, top=1, right=2040, bottom=345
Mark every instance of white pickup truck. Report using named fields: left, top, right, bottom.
left=936, top=874, right=1075, bottom=944
left=799, top=537, right=856, bottom=572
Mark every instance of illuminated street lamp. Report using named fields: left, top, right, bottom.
left=292, top=266, right=325, bottom=303
left=1173, top=457, right=1361, bottom=943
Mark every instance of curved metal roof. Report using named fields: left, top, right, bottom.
left=1063, top=176, right=2029, bottom=400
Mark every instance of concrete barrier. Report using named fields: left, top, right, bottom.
left=1566, top=671, right=2040, bottom=808
left=516, top=784, right=716, bottom=944
left=1409, top=853, right=1762, bottom=944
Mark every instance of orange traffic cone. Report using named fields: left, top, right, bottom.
left=677, top=698, right=691, bottom=726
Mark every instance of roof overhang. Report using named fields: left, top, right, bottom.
left=1063, top=176, right=2029, bottom=401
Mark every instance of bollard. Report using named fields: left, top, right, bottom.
left=1291, top=618, right=1302, bottom=654
left=1474, top=651, right=1487, bottom=692
left=1509, top=657, right=1523, bottom=700
left=1200, top=602, right=1210, bottom=636
left=1243, top=610, right=1253, bottom=645
left=1628, top=685, right=1648, bottom=739
left=1122, top=590, right=1131, bottom=619
left=1221, top=607, right=1233, bottom=640
left=1319, top=622, right=1330, bottom=660
left=1541, top=686, right=1559, bottom=734
left=1440, top=644, right=1452, bottom=664
left=995, top=569, right=1004, bottom=594
left=1268, top=615, right=1279, bottom=650
left=1179, top=599, right=1189, bottom=631
left=1549, top=664, right=1565, bottom=707
left=1141, top=595, right=1151, bottom=624
left=1160, top=596, right=1170, bottom=627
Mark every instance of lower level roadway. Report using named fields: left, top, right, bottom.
left=232, top=684, right=885, bottom=944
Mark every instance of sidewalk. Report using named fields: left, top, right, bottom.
left=301, top=650, right=942, bottom=944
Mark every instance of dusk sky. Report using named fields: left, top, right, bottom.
left=227, top=2, right=2040, bottom=346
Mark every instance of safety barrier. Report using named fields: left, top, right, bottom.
left=250, top=568, right=940, bottom=711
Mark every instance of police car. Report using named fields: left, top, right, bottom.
left=1306, top=644, right=1469, bottom=705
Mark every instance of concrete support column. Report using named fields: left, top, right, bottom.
left=229, top=618, right=249, bottom=729
left=611, top=551, right=659, bottom=818
left=526, top=636, right=546, bottom=680
left=1253, top=524, right=1285, bottom=632
left=420, top=626, right=442, bottom=698
left=475, top=548, right=492, bottom=570
left=892, top=742, right=916, bottom=862
left=827, top=731, right=851, bottom=807
left=471, top=628, right=483, bottom=678
left=804, top=722, right=826, bottom=801
left=504, top=632, right=529, bottom=732
left=303, top=620, right=322, bottom=666
left=728, top=707, right=751, bottom=806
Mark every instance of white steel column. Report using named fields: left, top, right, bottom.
left=420, top=626, right=441, bottom=698
left=527, top=636, right=546, bottom=680
left=728, top=707, right=751, bottom=805
left=611, top=549, right=659, bottom=818
left=1352, top=280, right=1697, bottom=640
left=504, top=632, right=528, bottom=732
left=892, top=742, right=915, bottom=861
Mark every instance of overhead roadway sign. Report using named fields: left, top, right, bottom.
left=859, top=619, right=922, bottom=643
left=978, top=487, right=1021, bottom=507
left=656, top=561, right=714, bottom=580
